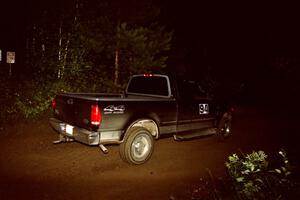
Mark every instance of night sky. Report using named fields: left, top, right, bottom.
left=0, top=1, right=27, bottom=50
left=1, top=1, right=300, bottom=60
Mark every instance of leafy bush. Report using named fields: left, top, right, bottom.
left=15, top=80, right=72, bottom=119
left=226, top=149, right=293, bottom=200
left=0, top=80, right=19, bottom=126
left=14, top=72, right=123, bottom=119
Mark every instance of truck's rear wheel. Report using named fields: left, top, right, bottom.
left=120, top=127, right=154, bottom=165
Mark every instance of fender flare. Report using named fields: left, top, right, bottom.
left=121, top=118, right=159, bottom=142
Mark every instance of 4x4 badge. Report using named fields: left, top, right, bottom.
left=104, top=105, right=125, bottom=114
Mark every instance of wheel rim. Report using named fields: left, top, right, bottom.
left=131, top=133, right=152, bottom=162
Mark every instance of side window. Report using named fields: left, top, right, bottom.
left=178, top=80, right=207, bottom=100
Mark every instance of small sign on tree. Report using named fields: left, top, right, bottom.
left=7, top=51, right=15, bottom=64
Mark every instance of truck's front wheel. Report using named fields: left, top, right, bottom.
left=120, top=127, right=154, bottom=165
left=218, top=112, right=232, bottom=139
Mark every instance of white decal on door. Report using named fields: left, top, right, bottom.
left=199, top=104, right=209, bottom=114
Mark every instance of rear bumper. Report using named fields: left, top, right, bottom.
left=49, top=118, right=122, bottom=145
left=49, top=118, right=100, bottom=145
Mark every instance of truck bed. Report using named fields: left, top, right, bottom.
left=53, top=92, right=177, bottom=132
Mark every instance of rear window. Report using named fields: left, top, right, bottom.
left=127, top=76, right=170, bottom=96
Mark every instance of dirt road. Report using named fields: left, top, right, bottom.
left=0, top=106, right=299, bottom=199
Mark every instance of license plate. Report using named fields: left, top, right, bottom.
left=66, top=124, right=74, bottom=135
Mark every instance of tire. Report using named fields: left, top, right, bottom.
left=119, top=127, right=154, bottom=165
left=218, top=112, right=232, bottom=139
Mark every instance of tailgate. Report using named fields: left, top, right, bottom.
left=54, top=94, right=95, bottom=130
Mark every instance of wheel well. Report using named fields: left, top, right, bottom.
left=223, top=112, right=232, bottom=120
left=123, top=119, right=159, bottom=141
left=218, top=111, right=232, bottom=126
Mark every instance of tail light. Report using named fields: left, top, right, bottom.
left=91, top=105, right=101, bottom=126
left=52, top=98, right=56, bottom=110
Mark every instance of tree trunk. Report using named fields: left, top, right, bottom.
left=58, top=22, right=63, bottom=79
left=114, top=48, right=119, bottom=86
left=63, top=36, right=70, bottom=71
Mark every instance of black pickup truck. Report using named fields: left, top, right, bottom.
left=50, top=74, right=233, bottom=164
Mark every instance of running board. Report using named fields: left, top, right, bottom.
left=174, top=128, right=217, bottom=141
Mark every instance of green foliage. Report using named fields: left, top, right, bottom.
left=226, top=150, right=293, bottom=199
left=25, top=0, right=172, bottom=86
left=13, top=70, right=121, bottom=120
left=15, top=81, right=72, bottom=119
left=117, top=22, right=172, bottom=66
left=113, top=22, right=172, bottom=84
left=0, top=79, right=19, bottom=126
